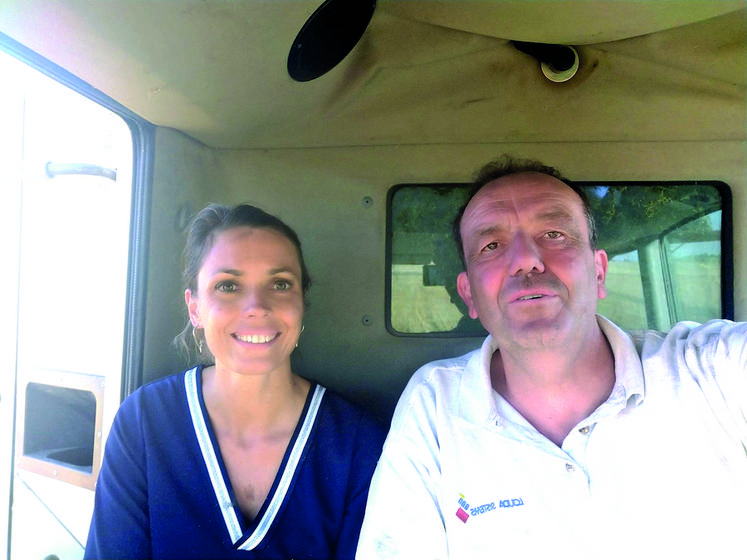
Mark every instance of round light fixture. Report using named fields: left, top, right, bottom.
left=288, top=0, right=377, bottom=82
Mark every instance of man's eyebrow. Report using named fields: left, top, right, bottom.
left=472, top=224, right=506, bottom=239
left=468, top=208, right=577, bottom=241
left=536, top=208, right=575, bottom=223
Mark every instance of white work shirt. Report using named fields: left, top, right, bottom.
left=357, top=317, right=747, bottom=560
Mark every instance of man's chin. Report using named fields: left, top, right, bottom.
left=500, top=316, right=570, bottom=349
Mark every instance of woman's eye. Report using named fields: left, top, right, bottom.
left=215, top=280, right=238, bottom=293
left=273, top=279, right=292, bottom=291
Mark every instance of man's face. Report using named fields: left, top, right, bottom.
left=456, top=172, right=608, bottom=352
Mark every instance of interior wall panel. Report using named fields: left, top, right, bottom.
left=165, top=140, right=743, bottom=416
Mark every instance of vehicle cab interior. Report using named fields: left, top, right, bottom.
left=1, top=1, right=745, bottom=558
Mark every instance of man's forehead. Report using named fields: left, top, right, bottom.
left=463, top=173, right=583, bottom=223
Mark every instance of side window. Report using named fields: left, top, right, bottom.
left=387, top=185, right=485, bottom=336
left=387, top=182, right=731, bottom=336
left=591, top=183, right=729, bottom=331
left=666, top=212, right=724, bottom=322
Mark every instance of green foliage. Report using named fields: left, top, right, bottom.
left=586, top=184, right=722, bottom=256
left=392, top=185, right=469, bottom=234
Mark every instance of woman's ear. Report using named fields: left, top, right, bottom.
left=185, top=289, right=200, bottom=327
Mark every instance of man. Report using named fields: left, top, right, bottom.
left=356, top=156, right=747, bottom=559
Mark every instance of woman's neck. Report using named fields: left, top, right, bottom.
left=201, top=364, right=310, bottom=436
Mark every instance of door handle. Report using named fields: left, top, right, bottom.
left=45, top=162, right=117, bottom=181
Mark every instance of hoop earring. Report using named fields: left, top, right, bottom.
left=295, top=324, right=305, bottom=348
left=192, top=327, right=204, bottom=354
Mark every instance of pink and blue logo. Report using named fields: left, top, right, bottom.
left=457, top=492, right=523, bottom=523
left=456, top=494, right=470, bottom=523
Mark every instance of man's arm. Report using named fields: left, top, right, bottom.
left=356, top=380, right=447, bottom=559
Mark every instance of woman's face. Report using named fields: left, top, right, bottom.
left=185, top=226, right=304, bottom=378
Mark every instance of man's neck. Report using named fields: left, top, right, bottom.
left=490, top=328, right=615, bottom=447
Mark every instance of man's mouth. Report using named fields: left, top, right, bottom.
left=234, top=333, right=279, bottom=344
left=517, top=294, right=544, bottom=301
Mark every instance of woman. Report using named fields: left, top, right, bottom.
left=85, top=204, right=387, bottom=559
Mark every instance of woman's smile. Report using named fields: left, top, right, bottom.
left=233, top=332, right=279, bottom=344
left=186, top=226, right=305, bottom=378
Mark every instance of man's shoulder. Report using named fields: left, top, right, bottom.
left=599, top=315, right=746, bottom=358
left=632, top=319, right=746, bottom=354
left=409, top=346, right=481, bottom=389
left=387, top=344, right=485, bottom=428
left=620, top=320, right=747, bottom=394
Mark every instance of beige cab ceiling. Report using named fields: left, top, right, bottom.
left=1, top=0, right=744, bottom=149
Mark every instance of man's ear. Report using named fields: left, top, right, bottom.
left=594, top=249, right=609, bottom=300
left=457, top=272, right=479, bottom=319
left=185, top=289, right=201, bottom=327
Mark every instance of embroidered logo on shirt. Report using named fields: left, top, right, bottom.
left=457, top=493, right=525, bottom=522
left=498, top=498, right=524, bottom=508
left=456, top=494, right=470, bottom=523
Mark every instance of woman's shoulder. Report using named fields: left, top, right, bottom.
left=132, top=367, right=190, bottom=394
left=313, top=383, right=389, bottom=446
left=315, top=384, right=379, bottom=420
left=117, top=367, right=197, bottom=418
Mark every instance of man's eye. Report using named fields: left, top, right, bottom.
left=545, top=231, right=564, bottom=240
left=215, top=281, right=238, bottom=293
left=482, top=241, right=499, bottom=252
left=273, top=279, right=292, bottom=291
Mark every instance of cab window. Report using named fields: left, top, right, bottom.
left=387, top=181, right=731, bottom=335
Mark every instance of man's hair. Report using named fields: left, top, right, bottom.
left=452, top=155, right=598, bottom=268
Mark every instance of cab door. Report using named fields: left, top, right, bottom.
left=1, top=46, right=136, bottom=560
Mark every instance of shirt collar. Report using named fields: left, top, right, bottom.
left=597, top=315, right=646, bottom=407
left=457, top=335, right=501, bottom=426
left=457, top=315, right=645, bottom=426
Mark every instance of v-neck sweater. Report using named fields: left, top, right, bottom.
left=85, top=366, right=386, bottom=559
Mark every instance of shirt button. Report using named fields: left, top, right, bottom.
left=565, top=463, right=575, bottom=473
left=579, top=426, right=590, bottom=434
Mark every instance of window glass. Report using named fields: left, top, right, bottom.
left=387, top=182, right=731, bottom=336
left=388, top=185, right=484, bottom=335
left=665, top=211, right=722, bottom=324
left=597, top=250, right=647, bottom=331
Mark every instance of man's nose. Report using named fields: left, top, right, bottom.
left=508, top=233, right=545, bottom=276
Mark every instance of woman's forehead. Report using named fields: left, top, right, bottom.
left=202, top=226, right=300, bottom=269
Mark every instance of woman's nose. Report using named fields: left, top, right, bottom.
left=243, top=288, right=270, bottom=316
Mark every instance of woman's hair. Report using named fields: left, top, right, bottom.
left=173, top=203, right=312, bottom=363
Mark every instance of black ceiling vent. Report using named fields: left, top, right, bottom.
left=288, top=0, right=377, bottom=82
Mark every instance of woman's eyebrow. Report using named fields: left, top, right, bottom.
left=213, top=267, right=243, bottom=276
left=268, top=267, right=299, bottom=276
